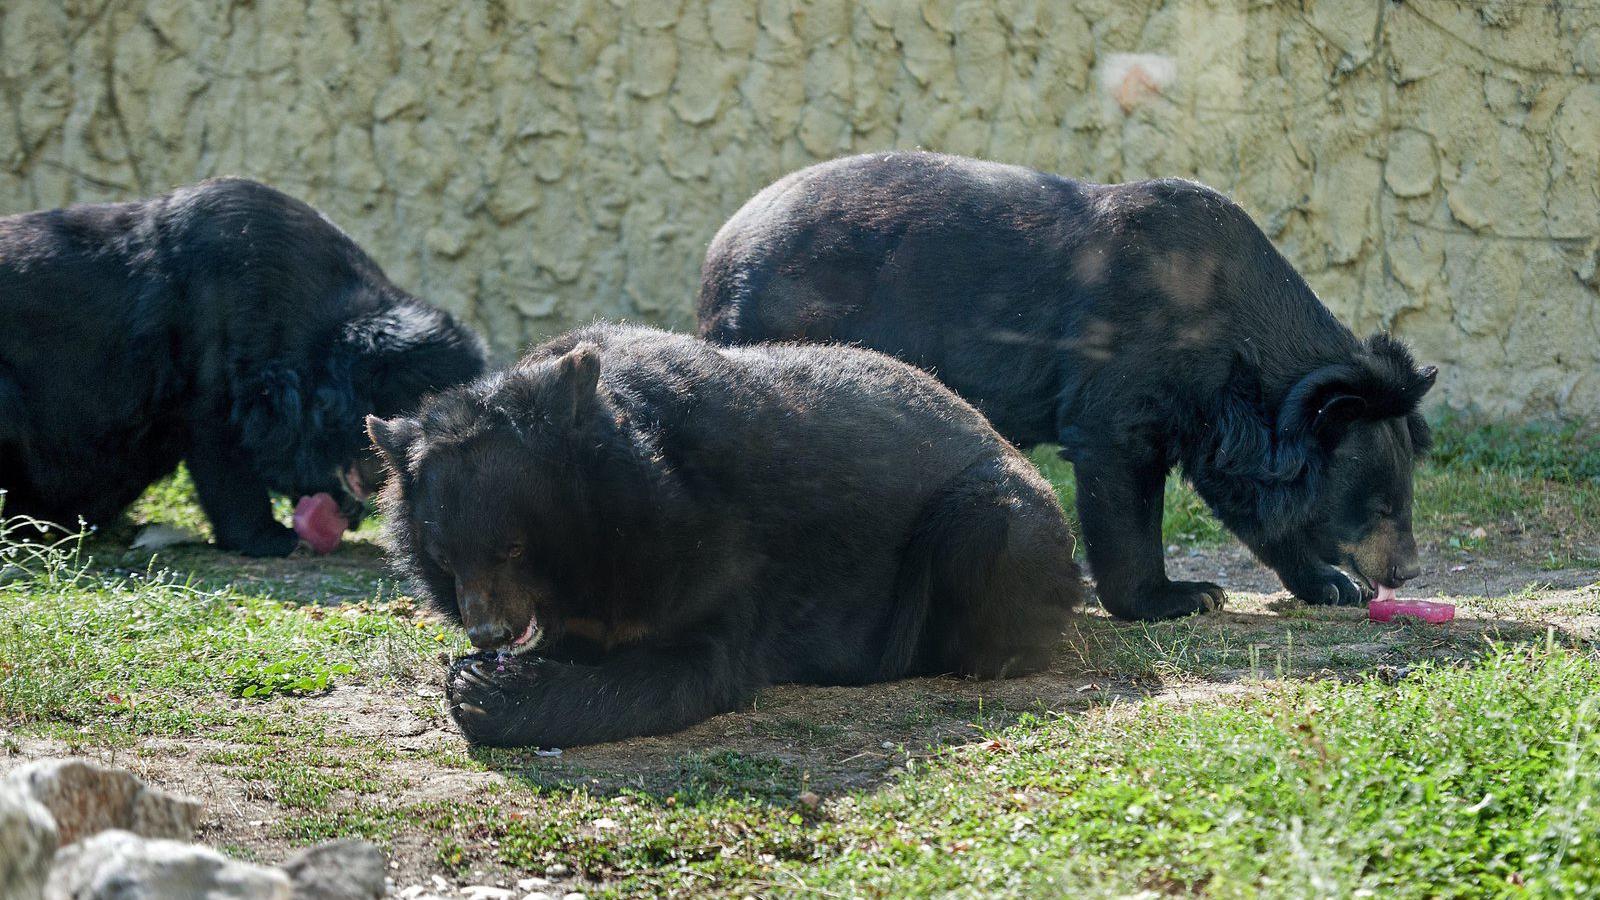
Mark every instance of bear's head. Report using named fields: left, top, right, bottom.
left=1197, top=334, right=1437, bottom=600
left=370, top=343, right=659, bottom=653
left=233, top=301, right=487, bottom=520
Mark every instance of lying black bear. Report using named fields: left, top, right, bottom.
left=370, top=323, right=1081, bottom=748
left=700, top=151, right=1437, bottom=620
left=0, top=179, right=486, bottom=555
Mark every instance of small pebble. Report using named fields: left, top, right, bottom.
left=517, top=877, right=552, bottom=890
left=545, top=863, right=571, bottom=877
left=1375, top=664, right=1414, bottom=684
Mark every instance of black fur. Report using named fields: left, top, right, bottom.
left=699, top=152, right=1438, bottom=619
left=373, top=324, right=1081, bottom=748
left=0, top=179, right=487, bottom=555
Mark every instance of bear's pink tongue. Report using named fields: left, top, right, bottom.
left=292, top=493, right=348, bottom=555
left=1375, top=585, right=1398, bottom=603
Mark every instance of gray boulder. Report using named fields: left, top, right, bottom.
left=5, top=757, right=202, bottom=845
left=280, top=839, right=387, bottom=899
left=0, top=781, right=59, bottom=900
left=45, top=829, right=292, bottom=900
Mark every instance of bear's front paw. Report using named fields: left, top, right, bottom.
left=1155, top=580, right=1227, bottom=618
left=1288, top=565, right=1372, bottom=606
left=219, top=524, right=300, bottom=558
left=1106, top=580, right=1226, bottom=621
left=445, top=653, right=542, bottom=747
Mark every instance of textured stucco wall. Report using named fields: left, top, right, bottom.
left=2, top=0, right=1597, bottom=419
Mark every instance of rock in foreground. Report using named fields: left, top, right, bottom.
left=45, top=829, right=292, bottom=899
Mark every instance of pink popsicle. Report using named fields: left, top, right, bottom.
left=1368, top=585, right=1454, bottom=624
left=292, top=492, right=348, bottom=555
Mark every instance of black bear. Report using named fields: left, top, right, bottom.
left=699, top=151, right=1437, bottom=620
left=370, top=323, right=1081, bottom=748
left=0, top=179, right=487, bottom=556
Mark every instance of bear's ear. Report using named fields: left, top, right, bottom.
left=1279, top=335, right=1437, bottom=444
left=341, top=305, right=488, bottom=416
left=366, top=414, right=422, bottom=472
left=547, top=343, right=602, bottom=424
left=1364, top=332, right=1437, bottom=415
left=487, top=343, right=602, bottom=434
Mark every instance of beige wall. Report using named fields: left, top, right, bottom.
left=3, top=0, right=1597, bottom=419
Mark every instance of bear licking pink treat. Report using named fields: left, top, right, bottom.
left=292, top=493, right=347, bottom=555
left=290, top=464, right=375, bottom=554
left=1368, top=585, right=1455, bottom=624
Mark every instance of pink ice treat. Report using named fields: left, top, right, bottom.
left=1368, top=585, right=1454, bottom=624
left=292, top=492, right=348, bottom=555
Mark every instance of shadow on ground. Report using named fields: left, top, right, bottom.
left=82, top=529, right=396, bottom=606
left=462, top=584, right=1586, bottom=806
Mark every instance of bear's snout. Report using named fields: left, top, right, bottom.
left=1387, top=553, right=1422, bottom=588
left=466, top=620, right=513, bottom=650
left=456, top=581, right=514, bottom=650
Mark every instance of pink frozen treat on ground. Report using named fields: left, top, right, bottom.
left=292, top=492, right=348, bottom=555
left=1368, top=585, right=1454, bottom=624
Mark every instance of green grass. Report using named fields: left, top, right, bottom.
left=1428, top=415, right=1600, bottom=483
left=126, top=465, right=214, bottom=536
left=52, top=637, right=1593, bottom=898
left=774, top=643, right=1600, bottom=897
left=0, top=534, right=460, bottom=738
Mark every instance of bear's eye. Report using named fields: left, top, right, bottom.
left=505, top=541, right=525, bottom=560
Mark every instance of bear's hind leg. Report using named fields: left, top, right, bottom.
left=886, top=457, right=1081, bottom=681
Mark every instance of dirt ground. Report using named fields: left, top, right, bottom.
left=4, top=535, right=1597, bottom=894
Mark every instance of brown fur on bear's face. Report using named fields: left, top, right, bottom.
left=396, top=422, right=571, bottom=653
left=1322, top=417, right=1425, bottom=592
left=370, top=345, right=645, bottom=653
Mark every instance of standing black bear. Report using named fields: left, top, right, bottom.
left=0, top=179, right=487, bottom=556
left=370, top=323, right=1081, bottom=748
left=700, top=151, right=1437, bottom=620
